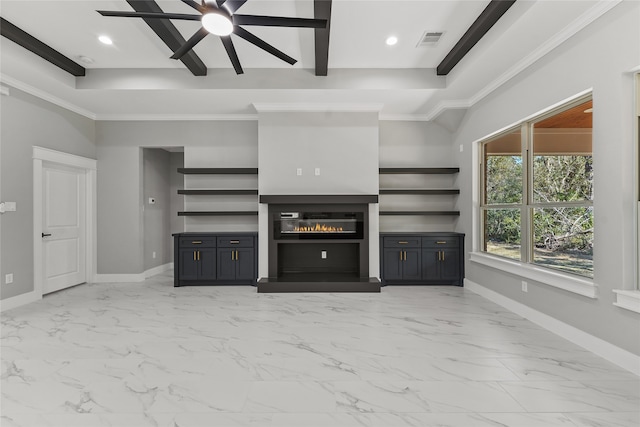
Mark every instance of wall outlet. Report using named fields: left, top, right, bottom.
left=315, top=168, right=320, bottom=176
left=296, top=168, right=302, bottom=176
left=459, top=144, right=464, bottom=152
left=4, top=202, right=16, bottom=212
left=152, top=251, right=156, bottom=259
left=5, top=273, right=14, bottom=284
left=321, top=250, right=327, bottom=259
left=521, top=281, right=528, bottom=292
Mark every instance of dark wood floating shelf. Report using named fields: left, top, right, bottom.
left=379, top=167, right=460, bottom=174
left=257, top=277, right=381, bottom=293
left=379, top=189, right=460, bottom=195
left=177, top=211, right=259, bottom=216
left=380, top=211, right=460, bottom=216
left=178, top=189, right=258, bottom=195
left=178, top=168, right=258, bottom=174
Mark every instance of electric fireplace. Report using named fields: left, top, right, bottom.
left=274, top=211, right=364, bottom=240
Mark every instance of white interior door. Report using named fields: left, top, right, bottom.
left=42, top=162, right=86, bottom=294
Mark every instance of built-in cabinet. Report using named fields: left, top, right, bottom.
left=173, top=232, right=257, bottom=286
left=380, top=233, right=464, bottom=286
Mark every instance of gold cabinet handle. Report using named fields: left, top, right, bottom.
left=197, top=251, right=200, bottom=261
left=442, top=251, right=445, bottom=261
left=438, top=251, right=441, bottom=261
left=231, top=251, right=235, bottom=261
left=191, top=241, right=202, bottom=244
left=436, top=241, right=447, bottom=244
left=236, top=250, right=239, bottom=260
left=230, top=240, right=240, bottom=244
left=398, top=241, right=408, bottom=244
left=399, top=251, right=403, bottom=261
left=403, top=251, right=407, bottom=261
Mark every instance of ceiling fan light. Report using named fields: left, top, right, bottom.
left=202, top=12, right=233, bottom=36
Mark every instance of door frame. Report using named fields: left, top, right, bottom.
left=33, top=146, right=97, bottom=297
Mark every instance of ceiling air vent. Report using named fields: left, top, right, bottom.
left=417, top=31, right=443, bottom=47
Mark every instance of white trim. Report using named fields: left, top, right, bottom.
left=470, top=252, right=597, bottom=298
left=423, top=1, right=620, bottom=121
left=93, top=273, right=146, bottom=283
left=93, top=263, right=174, bottom=283
left=613, top=290, right=640, bottom=314
left=144, top=262, right=174, bottom=278
left=253, top=103, right=383, bottom=113
left=33, top=147, right=97, bottom=301
left=95, top=114, right=258, bottom=121
left=465, top=279, right=640, bottom=376
left=33, top=146, right=97, bottom=170
left=0, top=74, right=96, bottom=120
left=379, top=114, right=430, bottom=122
left=0, top=290, right=41, bottom=312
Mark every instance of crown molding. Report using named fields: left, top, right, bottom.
left=95, top=114, right=258, bottom=121
left=0, top=74, right=96, bottom=119
left=423, top=0, right=622, bottom=121
left=379, top=114, right=429, bottom=122
left=253, top=102, right=383, bottom=113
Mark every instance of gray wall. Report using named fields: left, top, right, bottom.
left=379, top=120, right=456, bottom=232
left=258, top=112, right=379, bottom=195
left=143, top=148, right=171, bottom=270
left=0, top=87, right=96, bottom=300
left=95, top=120, right=257, bottom=273
left=454, top=2, right=640, bottom=355
left=169, top=152, right=185, bottom=257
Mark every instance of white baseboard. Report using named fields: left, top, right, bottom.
left=93, top=263, right=174, bottom=283
left=144, top=262, right=173, bottom=278
left=0, top=290, right=41, bottom=313
left=465, top=279, right=640, bottom=376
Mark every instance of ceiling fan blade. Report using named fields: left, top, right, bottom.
left=170, top=27, right=209, bottom=60
left=180, top=0, right=207, bottom=13
left=220, top=36, right=244, bottom=74
left=97, top=10, right=201, bottom=21
left=233, top=26, right=296, bottom=65
left=233, top=15, right=326, bottom=28
left=221, top=0, right=248, bottom=13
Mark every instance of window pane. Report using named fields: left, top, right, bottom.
left=484, top=130, right=522, bottom=204
left=532, top=100, right=593, bottom=203
left=483, top=208, right=521, bottom=260
left=533, top=207, right=593, bottom=277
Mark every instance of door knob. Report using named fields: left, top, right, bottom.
left=42, top=233, right=52, bottom=238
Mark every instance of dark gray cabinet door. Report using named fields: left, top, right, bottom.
left=421, top=248, right=440, bottom=280
left=439, top=248, right=461, bottom=282
left=402, top=249, right=422, bottom=280
left=235, top=248, right=255, bottom=281
left=383, top=248, right=403, bottom=280
left=217, top=249, right=236, bottom=280
left=198, top=249, right=217, bottom=281
left=179, top=249, right=199, bottom=280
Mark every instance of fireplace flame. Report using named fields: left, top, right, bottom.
left=294, top=223, right=344, bottom=233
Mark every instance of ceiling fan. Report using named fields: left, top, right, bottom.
left=97, top=0, right=328, bottom=74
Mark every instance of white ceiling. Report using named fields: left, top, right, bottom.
left=0, top=0, right=610, bottom=123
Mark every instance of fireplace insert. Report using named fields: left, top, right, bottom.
left=274, top=211, right=364, bottom=240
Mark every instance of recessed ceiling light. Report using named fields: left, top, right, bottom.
left=77, top=55, right=95, bottom=65
left=386, top=36, right=398, bottom=46
left=98, top=35, right=113, bottom=45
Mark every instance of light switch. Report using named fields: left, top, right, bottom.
left=315, top=168, right=320, bottom=176
left=4, top=202, right=16, bottom=212
left=321, top=250, right=327, bottom=259
left=296, top=168, right=302, bottom=176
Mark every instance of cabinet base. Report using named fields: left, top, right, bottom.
left=257, top=277, right=381, bottom=293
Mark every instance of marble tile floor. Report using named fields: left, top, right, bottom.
left=1, top=271, right=638, bottom=427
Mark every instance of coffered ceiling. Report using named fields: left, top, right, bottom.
left=0, top=0, right=612, bottom=125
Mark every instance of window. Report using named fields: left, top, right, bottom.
left=480, top=97, right=593, bottom=278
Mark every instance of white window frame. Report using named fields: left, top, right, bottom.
left=472, top=92, right=597, bottom=298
